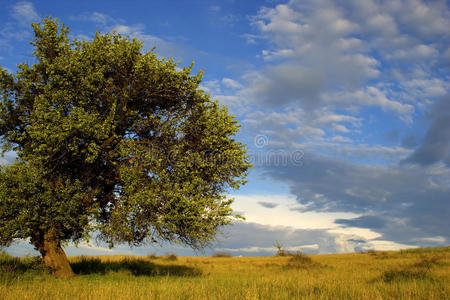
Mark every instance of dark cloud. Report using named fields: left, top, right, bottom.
left=347, top=239, right=366, bottom=243
left=402, top=95, right=450, bottom=166
left=262, top=152, right=450, bottom=246
left=257, top=201, right=279, bottom=208
left=401, top=134, right=418, bottom=149
left=336, top=215, right=386, bottom=229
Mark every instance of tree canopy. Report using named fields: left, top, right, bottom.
left=0, top=17, right=251, bottom=277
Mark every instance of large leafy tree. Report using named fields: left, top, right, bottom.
left=0, top=18, right=250, bottom=278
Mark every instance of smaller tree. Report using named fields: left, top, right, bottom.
left=0, top=17, right=251, bottom=278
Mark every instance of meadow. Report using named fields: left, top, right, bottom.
left=0, top=247, right=448, bottom=299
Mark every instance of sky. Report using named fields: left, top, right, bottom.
left=0, top=0, right=449, bottom=257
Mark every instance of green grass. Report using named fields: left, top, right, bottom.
left=1, top=247, right=449, bottom=299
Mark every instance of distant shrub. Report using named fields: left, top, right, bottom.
left=400, top=246, right=450, bottom=255
left=274, top=241, right=291, bottom=256
left=413, top=254, right=444, bottom=270
left=285, top=252, right=321, bottom=269
left=274, top=241, right=288, bottom=256
left=165, top=254, right=177, bottom=261
left=212, top=253, right=232, bottom=258
left=365, top=250, right=391, bottom=259
left=146, top=254, right=158, bottom=260
left=374, top=252, right=390, bottom=259
left=382, top=269, right=430, bottom=282
left=380, top=253, right=444, bottom=283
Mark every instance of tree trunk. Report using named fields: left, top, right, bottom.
left=32, top=228, right=75, bottom=278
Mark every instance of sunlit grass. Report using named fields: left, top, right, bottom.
left=1, top=247, right=449, bottom=299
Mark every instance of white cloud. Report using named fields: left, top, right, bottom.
left=323, top=87, right=415, bottom=121
left=331, top=124, right=350, bottom=133
left=331, top=136, right=352, bottom=143
left=228, top=0, right=448, bottom=125
left=391, top=0, right=450, bottom=38
left=388, top=44, right=439, bottom=60
left=356, top=240, right=417, bottom=251
left=232, top=194, right=359, bottom=230
left=11, top=1, right=39, bottom=26
left=222, top=78, right=242, bottom=89
left=70, top=12, right=115, bottom=25
left=111, top=24, right=145, bottom=35
left=199, top=79, right=221, bottom=95
left=0, top=1, right=39, bottom=43
left=316, top=113, right=361, bottom=126
left=71, top=241, right=115, bottom=253
left=413, top=236, right=446, bottom=244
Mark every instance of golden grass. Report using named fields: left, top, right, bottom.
left=1, top=247, right=449, bottom=299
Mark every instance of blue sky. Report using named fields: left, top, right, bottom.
left=1, top=0, right=449, bottom=256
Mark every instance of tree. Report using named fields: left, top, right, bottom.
left=0, top=17, right=251, bottom=278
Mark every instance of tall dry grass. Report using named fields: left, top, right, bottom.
left=0, top=247, right=448, bottom=299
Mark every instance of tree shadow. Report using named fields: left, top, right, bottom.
left=70, top=257, right=201, bottom=277
left=0, top=253, right=50, bottom=284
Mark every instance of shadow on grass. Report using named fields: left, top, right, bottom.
left=70, top=257, right=201, bottom=277
left=377, top=254, right=446, bottom=283
left=381, top=269, right=432, bottom=282
left=0, top=252, right=50, bottom=283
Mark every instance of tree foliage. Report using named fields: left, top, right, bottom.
left=0, top=17, right=250, bottom=276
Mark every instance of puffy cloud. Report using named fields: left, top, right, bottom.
left=232, top=0, right=448, bottom=124
left=389, top=0, right=450, bottom=38
left=222, top=78, right=242, bottom=89
left=10, top=1, right=39, bottom=26
left=0, top=1, right=40, bottom=44
left=331, top=136, right=352, bottom=143
left=323, top=87, right=415, bottom=119
left=387, top=44, right=439, bottom=60
left=243, top=107, right=364, bottom=148
left=70, top=12, right=116, bottom=25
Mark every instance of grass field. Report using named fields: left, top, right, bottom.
left=1, top=247, right=449, bottom=299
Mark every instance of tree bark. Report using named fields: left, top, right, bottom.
left=32, top=228, right=75, bottom=278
